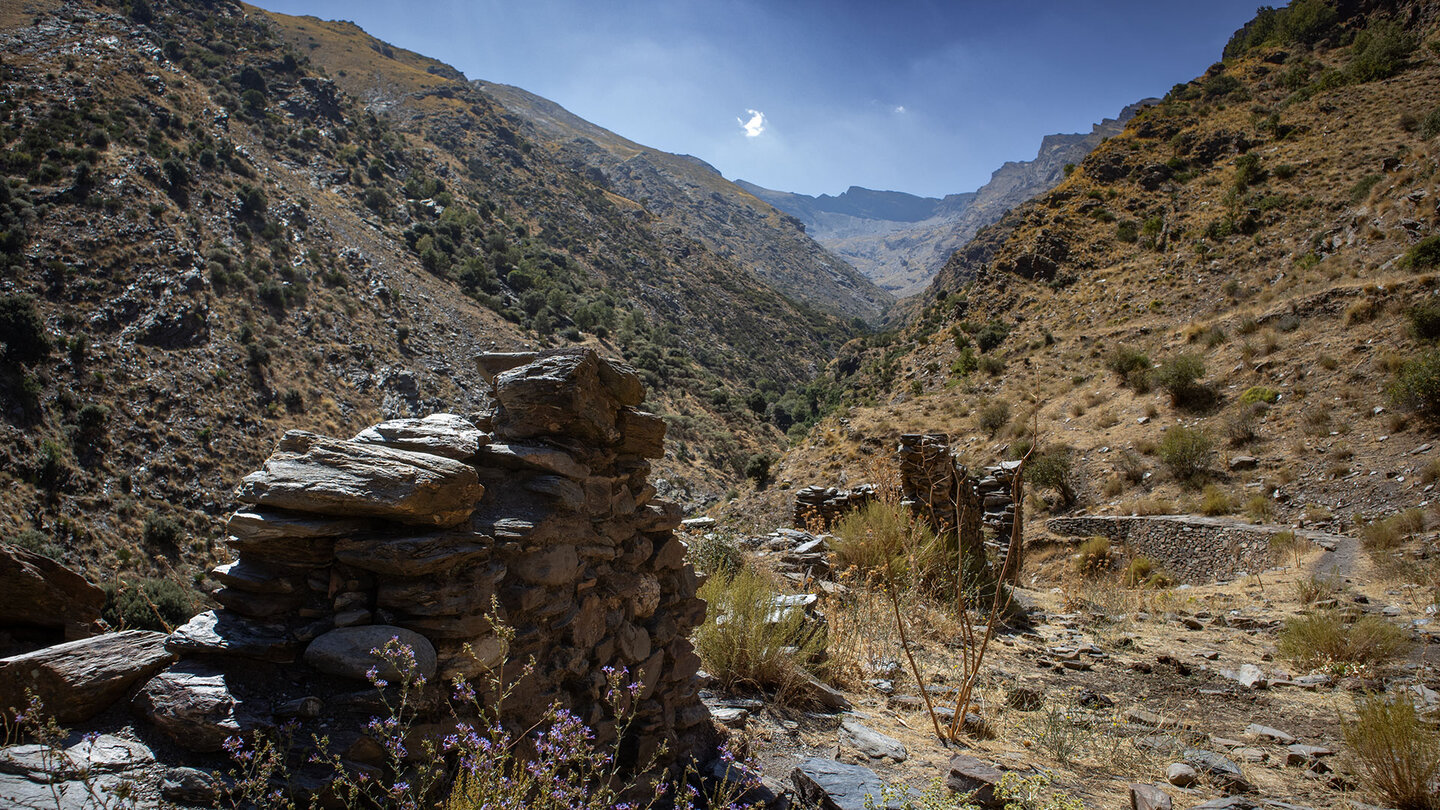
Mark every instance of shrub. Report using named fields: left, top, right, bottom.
left=1075, top=536, right=1111, bottom=577
left=1277, top=612, right=1408, bottom=668
left=1225, top=402, right=1265, bottom=446
left=950, top=347, right=978, bottom=377
left=688, top=531, right=743, bottom=579
left=1116, top=220, right=1139, bottom=243
left=1154, top=354, right=1214, bottom=410
left=830, top=500, right=931, bottom=581
left=1342, top=694, right=1440, bottom=810
left=1122, top=555, right=1152, bottom=587
left=1106, top=346, right=1152, bottom=392
left=979, top=354, right=1005, bottom=376
left=1363, top=509, right=1426, bottom=550
left=1408, top=301, right=1440, bottom=341
left=142, top=513, right=184, bottom=547
left=743, top=452, right=774, bottom=489
left=1388, top=349, right=1440, bottom=418
left=1347, top=20, right=1416, bottom=83
left=12, top=527, right=61, bottom=560
left=1399, top=235, right=1440, bottom=271
left=975, top=320, right=1010, bottom=353
left=1295, top=574, right=1340, bottom=605
left=1028, top=446, right=1079, bottom=508
left=100, top=577, right=194, bottom=631
left=1157, top=426, right=1213, bottom=485
left=1199, top=485, right=1234, bottom=516
left=1240, top=386, right=1279, bottom=404
left=693, top=567, right=826, bottom=701
left=1245, top=493, right=1274, bottom=523
left=1423, top=106, right=1440, bottom=140
left=977, top=400, right=1011, bottom=435
left=0, top=294, right=50, bottom=364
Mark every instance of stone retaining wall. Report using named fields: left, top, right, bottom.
left=1045, top=514, right=1327, bottom=583
left=138, top=349, right=711, bottom=778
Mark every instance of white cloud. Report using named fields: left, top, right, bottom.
left=738, top=109, right=766, bottom=137
left=894, top=105, right=906, bottom=114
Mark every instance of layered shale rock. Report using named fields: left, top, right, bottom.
left=139, top=348, right=711, bottom=773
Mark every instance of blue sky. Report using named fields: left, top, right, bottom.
left=258, top=0, right=1264, bottom=198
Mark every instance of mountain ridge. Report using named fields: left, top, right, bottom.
left=740, top=98, right=1158, bottom=296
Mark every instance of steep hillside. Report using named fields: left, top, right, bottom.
left=472, top=81, right=892, bottom=325
left=733, top=1, right=1440, bottom=540
left=0, top=0, right=865, bottom=597
left=739, top=101, right=1152, bottom=297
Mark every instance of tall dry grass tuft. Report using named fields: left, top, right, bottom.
left=1342, top=694, right=1440, bottom=810
left=693, top=566, right=827, bottom=703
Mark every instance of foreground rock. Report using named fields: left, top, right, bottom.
left=0, top=545, right=106, bottom=640
left=302, top=626, right=437, bottom=682
left=791, top=758, right=902, bottom=810
left=235, top=431, right=484, bottom=527
left=839, top=716, right=907, bottom=763
left=0, top=631, right=173, bottom=723
left=133, top=661, right=261, bottom=753
left=947, top=754, right=1006, bottom=808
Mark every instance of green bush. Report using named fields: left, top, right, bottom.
left=1154, top=354, right=1215, bottom=410
left=1075, top=536, right=1111, bottom=577
left=743, top=452, right=774, bottom=489
left=1278, top=612, right=1409, bottom=668
left=101, top=578, right=194, bottom=631
left=975, top=320, right=1010, bottom=353
left=979, top=354, right=1005, bottom=376
left=1342, top=695, right=1440, bottom=810
left=1199, top=484, right=1234, bottom=516
left=1157, top=426, right=1213, bottom=485
left=1116, top=220, right=1139, bottom=243
left=142, top=513, right=184, bottom=547
left=1422, top=106, right=1440, bottom=140
left=693, top=567, right=826, bottom=702
left=688, top=531, right=743, bottom=579
left=1028, top=446, right=1078, bottom=508
left=1407, top=301, right=1440, bottom=341
left=1106, top=346, right=1152, bottom=392
left=1388, top=348, right=1440, bottom=418
left=1399, top=235, right=1440, bottom=271
left=977, top=399, right=1011, bottom=435
left=0, top=294, right=50, bottom=364
left=1347, top=21, right=1416, bottom=83
left=1240, top=386, right=1280, bottom=404
left=950, top=346, right=978, bottom=377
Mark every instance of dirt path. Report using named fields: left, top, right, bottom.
left=1309, top=532, right=1361, bottom=581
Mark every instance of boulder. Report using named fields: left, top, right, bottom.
left=947, top=754, right=1005, bottom=808
left=303, top=626, right=437, bottom=683
left=0, top=544, right=105, bottom=637
left=1131, top=784, right=1172, bottom=810
left=1165, top=763, right=1197, bottom=787
left=0, top=631, right=174, bottom=723
left=791, top=758, right=901, bottom=810
left=235, top=431, right=483, bottom=527
left=166, top=610, right=298, bottom=663
left=134, top=661, right=259, bottom=753
left=352, top=413, right=487, bottom=460
left=1182, top=748, right=1253, bottom=793
left=840, top=717, right=907, bottom=763
left=492, top=349, right=639, bottom=444
left=477, top=442, right=589, bottom=479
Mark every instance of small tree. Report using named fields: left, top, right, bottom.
left=0, top=295, right=50, bottom=364
left=1155, top=354, right=1215, bottom=409
left=1157, top=426, right=1213, bottom=485
left=744, top=452, right=774, bottom=489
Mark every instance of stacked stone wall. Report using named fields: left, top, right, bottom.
left=1047, top=515, right=1284, bottom=583
left=138, top=349, right=710, bottom=776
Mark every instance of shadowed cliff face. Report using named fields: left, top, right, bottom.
left=739, top=100, right=1156, bottom=297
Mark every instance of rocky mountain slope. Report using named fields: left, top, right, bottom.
left=733, top=0, right=1440, bottom=543
left=473, top=81, right=892, bottom=325
left=738, top=101, right=1154, bottom=297
left=0, top=0, right=875, bottom=601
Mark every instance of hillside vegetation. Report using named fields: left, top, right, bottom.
left=0, top=0, right=876, bottom=597
left=737, top=0, right=1440, bottom=537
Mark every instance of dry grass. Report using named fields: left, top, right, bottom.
left=693, top=566, right=828, bottom=702
left=1277, top=612, right=1409, bottom=669
left=1342, top=694, right=1440, bottom=810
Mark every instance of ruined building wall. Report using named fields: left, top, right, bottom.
left=139, top=349, right=710, bottom=772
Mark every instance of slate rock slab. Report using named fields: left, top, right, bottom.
left=303, top=626, right=437, bottom=682
left=352, top=413, right=487, bottom=460
left=236, top=431, right=483, bottom=527
left=134, top=661, right=259, bottom=753
left=1130, top=783, right=1173, bottom=810
left=166, top=610, right=298, bottom=663
left=791, top=758, right=903, bottom=810
left=0, top=544, right=105, bottom=637
left=840, top=716, right=907, bottom=762
left=947, top=753, right=1005, bottom=808
left=0, top=631, right=174, bottom=723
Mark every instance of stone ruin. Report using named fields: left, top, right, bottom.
left=0, top=348, right=713, bottom=800
left=793, top=434, right=1019, bottom=556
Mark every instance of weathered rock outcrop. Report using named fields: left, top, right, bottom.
left=0, top=545, right=107, bottom=641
